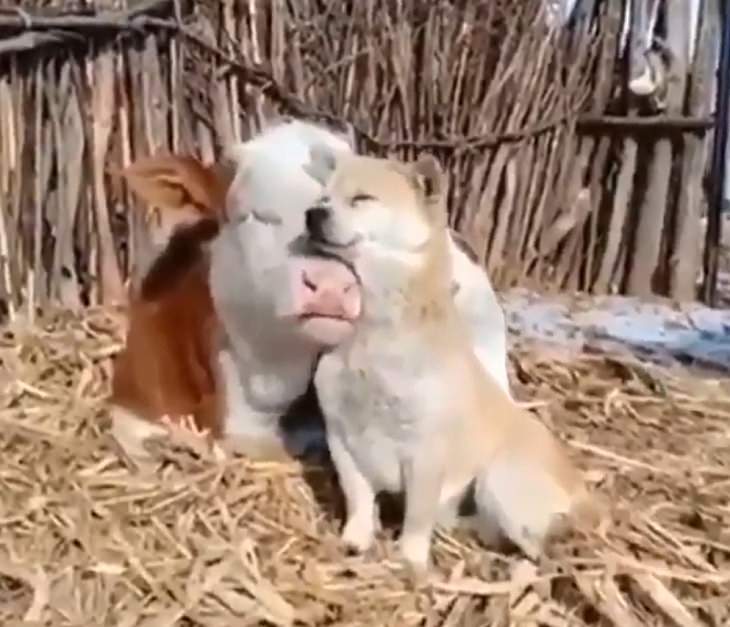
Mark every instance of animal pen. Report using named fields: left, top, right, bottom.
left=1, top=1, right=729, bottom=626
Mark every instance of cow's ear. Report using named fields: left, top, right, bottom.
left=115, top=154, right=228, bottom=218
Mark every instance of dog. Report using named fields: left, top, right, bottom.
left=300, top=147, right=598, bottom=575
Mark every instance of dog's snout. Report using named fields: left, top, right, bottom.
left=305, top=207, right=331, bottom=238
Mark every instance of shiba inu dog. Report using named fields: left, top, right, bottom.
left=301, top=148, right=598, bottom=575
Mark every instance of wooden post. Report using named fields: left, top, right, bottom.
left=670, top=0, right=720, bottom=300
left=703, top=0, right=730, bottom=304
left=627, top=2, right=690, bottom=296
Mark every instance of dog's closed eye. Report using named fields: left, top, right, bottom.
left=351, top=193, right=375, bottom=204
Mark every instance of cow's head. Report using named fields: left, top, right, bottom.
left=119, top=120, right=363, bottom=353
left=210, top=120, right=363, bottom=350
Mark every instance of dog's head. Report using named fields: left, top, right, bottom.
left=301, top=149, right=448, bottom=283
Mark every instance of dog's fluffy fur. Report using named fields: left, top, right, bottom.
left=303, top=149, right=598, bottom=574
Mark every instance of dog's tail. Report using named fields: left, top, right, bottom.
left=471, top=428, right=603, bottom=560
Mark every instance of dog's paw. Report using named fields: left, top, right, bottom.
left=342, top=516, right=375, bottom=553
left=399, top=554, right=430, bottom=590
left=511, top=526, right=544, bottom=563
left=398, top=533, right=431, bottom=580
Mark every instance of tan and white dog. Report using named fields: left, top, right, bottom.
left=300, top=148, right=597, bottom=574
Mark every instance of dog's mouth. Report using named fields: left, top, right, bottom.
left=309, top=246, right=361, bottom=286
left=310, top=230, right=360, bottom=251
left=292, top=232, right=362, bottom=286
left=309, top=230, right=361, bottom=257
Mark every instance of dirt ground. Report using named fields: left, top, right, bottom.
left=0, top=306, right=728, bottom=626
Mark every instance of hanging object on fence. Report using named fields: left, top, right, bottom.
left=622, top=0, right=702, bottom=111
left=545, top=0, right=701, bottom=112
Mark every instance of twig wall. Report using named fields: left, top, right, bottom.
left=0, top=0, right=723, bottom=319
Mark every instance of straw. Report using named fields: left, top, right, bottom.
left=0, top=307, right=728, bottom=625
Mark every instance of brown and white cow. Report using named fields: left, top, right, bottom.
left=109, top=118, right=512, bottom=465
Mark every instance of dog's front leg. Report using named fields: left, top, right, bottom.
left=399, top=455, right=444, bottom=578
left=328, top=432, right=378, bottom=553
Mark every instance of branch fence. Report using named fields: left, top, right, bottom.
left=0, top=0, right=723, bottom=320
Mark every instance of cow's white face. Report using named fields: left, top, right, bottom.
left=209, top=121, right=363, bottom=352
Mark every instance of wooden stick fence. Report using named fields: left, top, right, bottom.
left=0, top=0, right=724, bottom=321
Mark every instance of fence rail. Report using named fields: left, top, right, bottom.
left=0, top=0, right=724, bottom=320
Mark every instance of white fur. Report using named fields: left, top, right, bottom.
left=206, top=120, right=355, bottom=452
left=448, top=237, right=511, bottom=396
left=316, top=341, right=474, bottom=558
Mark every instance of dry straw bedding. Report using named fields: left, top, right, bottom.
left=0, top=307, right=728, bottom=626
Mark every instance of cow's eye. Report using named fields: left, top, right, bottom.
left=351, top=193, right=375, bottom=204
left=251, top=210, right=283, bottom=226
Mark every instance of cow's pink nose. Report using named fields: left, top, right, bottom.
left=301, top=268, right=357, bottom=307
left=292, top=256, right=361, bottom=322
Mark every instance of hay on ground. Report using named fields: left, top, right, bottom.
left=0, top=308, right=728, bottom=626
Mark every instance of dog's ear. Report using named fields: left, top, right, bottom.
left=304, top=143, right=338, bottom=185
left=411, top=153, right=447, bottom=226
left=412, top=153, right=444, bottom=200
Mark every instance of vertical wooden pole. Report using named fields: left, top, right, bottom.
left=703, top=0, right=730, bottom=304
left=670, top=0, right=720, bottom=300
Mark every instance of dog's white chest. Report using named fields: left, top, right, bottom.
left=315, top=344, right=435, bottom=493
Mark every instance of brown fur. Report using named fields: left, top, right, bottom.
left=110, top=156, right=230, bottom=438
